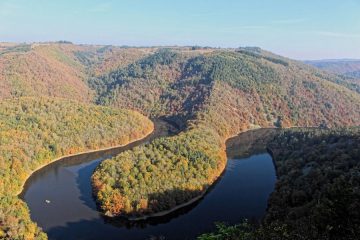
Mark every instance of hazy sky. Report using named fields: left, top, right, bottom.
left=1, top=0, right=359, bottom=60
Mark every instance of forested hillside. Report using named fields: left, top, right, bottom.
left=92, top=48, right=360, bottom=129
left=0, top=43, right=92, bottom=101
left=198, top=127, right=360, bottom=240
left=266, top=127, right=360, bottom=239
left=1, top=43, right=358, bottom=118
left=91, top=48, right=360, bottom=218
left=0, top=97, right=153, bottom=239
left=305, top=59, right=360, bottom=93
left=92, top=125, right=226, bottom=217
left=0, top=43, right=359, bottom=238
left=0, top=43, right=154, bottom=102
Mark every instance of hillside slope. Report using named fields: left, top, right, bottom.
left=91, top=48, right=360, bottom=218
left=305, top=59, right=360, bottom=76
left=0, top=44, right=93, bottom=101
left=266, top=127, right=360, bottom=239
left=0, top=97, right=153, bottom=239
left=94, top=48, right=360, bottom=132
left=0, top=44, right=359, bottom=237
left=0, top=43, right=154, bottom=102
left=305, top=59, right=360, bottom=86
left=197, top=128, right=360, bottom=240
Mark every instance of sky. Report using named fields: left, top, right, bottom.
left=0, top=0, right=359, bottom=60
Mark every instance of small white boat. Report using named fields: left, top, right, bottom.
left=45, top=200, right=51, bottom=204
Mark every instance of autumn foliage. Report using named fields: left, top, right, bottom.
left=91, top=48, right=360, bottom=218
left=0, top=97, right=153, bottom=239
left=0, top=43, right=359, bottom=238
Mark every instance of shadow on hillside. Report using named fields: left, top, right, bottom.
left=105, top=169, right=227, bottom=228
left=73, top=119, right=182, bottom=210
left=226, top=128, right=279, bottom=159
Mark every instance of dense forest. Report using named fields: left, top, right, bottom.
left=92, top=125, right=225, bottom=217
left=0, top=43, right=359, bottom=239
left=0, top=44, right=92, bottom=102
left=198, top=127, right=360, bottom=240
left=0, top=43, right=154, bottom=102
left=0, top=97, right=153, bottom=239
left=90, top=47, right=360, bottom=218
left=265, top=127, right=360, bottom=239
left=90, top=47, right=360, bottom=129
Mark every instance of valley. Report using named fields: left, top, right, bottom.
left=0, top=43, right=359, bottom=240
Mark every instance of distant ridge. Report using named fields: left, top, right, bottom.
left=305, top=59, right=360, bottom=78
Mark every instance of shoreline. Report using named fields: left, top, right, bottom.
left=126, top=191, right=207, bottom=221
left=17, top=126, right=154, bottom=197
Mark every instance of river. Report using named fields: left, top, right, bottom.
left=20, top=123, right=277, bottom=240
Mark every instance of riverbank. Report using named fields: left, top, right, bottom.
left=17, top=126, right=154, bottom=197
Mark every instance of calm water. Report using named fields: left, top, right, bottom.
left=21, top=128, right=277, bottom=240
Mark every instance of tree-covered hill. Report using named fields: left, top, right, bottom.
left=2, top=43, right=358, bottom=120
left=0, top=43, right=154, bottom=102
left=0, top=43, right=359, bottom=239
left=266, top=127, right=360, bottom=239
left=93, top=48, right=360, bottom=131
left=305, top=59, right=360, bottom=77
left=0, top=97, right=153, bottom=239
left=304, top=59, right=360, bottom=91
left=90, top=48, right=360, bottom=219
left=198, top=127, right=360, bottom=240
left=0, top=43, right=92, bottom=102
